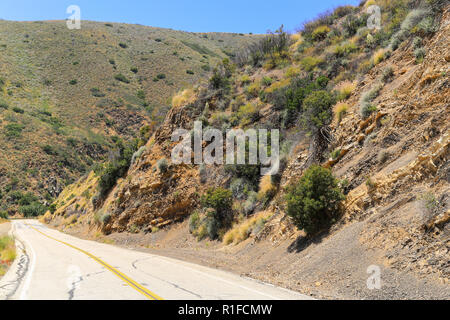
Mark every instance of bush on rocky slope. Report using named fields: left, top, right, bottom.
left=286, top=165, right=345, bottom=235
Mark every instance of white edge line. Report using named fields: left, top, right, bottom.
left=16, top=222, right=36, bottom=300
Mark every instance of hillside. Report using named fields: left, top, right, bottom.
left=47, top=0, right=448, bottom=299
left=0, top=20, right=258, bottom=215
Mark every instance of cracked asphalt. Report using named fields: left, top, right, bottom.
left=0, top=220, right=311, bottom=300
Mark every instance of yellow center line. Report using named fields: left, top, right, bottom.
left=28, top=224, right=163, bottom=300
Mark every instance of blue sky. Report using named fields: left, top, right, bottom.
left=0, top=0, right=361, bottom=33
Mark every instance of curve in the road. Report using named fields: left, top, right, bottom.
left=28, top=225, right=163, bottom=300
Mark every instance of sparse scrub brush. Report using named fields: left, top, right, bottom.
left=157, top=158, right=168, bottom=173
left=199, top=164, right=207, bottom=184
left=412, top=37, right=422, bottom=49
left=114, top=74, right=130, bottom=83
left=230, top=178, right=252, bottom=200
left=359, top=82, right=383, bottom=118
left=414, top=47, right=426, bottom=63
left=389, top=9, right=431, bottom=51
left=131, top=146, right=146, bottom=165
left=381, top=66, right=394, bottom=83
left=243, top=191, right=258, bottom=216
left=377, top=150, right=391, bottom=164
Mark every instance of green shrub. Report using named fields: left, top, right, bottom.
left=389, top=8, right=431, bottom=51
left=333, top=41, right=358, bottom=58
left=414, top=47, right=426, bottom=63
left=360, top=103, right=377, bottom=119
left=342, top=14, right=367, bottom=37
left=20, top=202, right=47, bottom=217
left=230, top=178, right=253, bottom=200
left=359, top=82, right=383, bottom=118
left=381, top=66, right=394, bottom=83
left=0, top=210, right=8, bottom=219
left=243, top=191, right=258, bottom=216
left=200, top=187, right=233, bottom=239
left=186, top=70, right=195, bottom=75
left=131, top=146, right=146, bottom=165
left=415, top=16, right=437, bottom=35
left=201, top=187, right=232, bottom=215
left=300, top=56, right=324, bottom=71
left=286, top=165, right=344, bottom=235
left=130, top=67, right=138, bottom=73
left=49, top=203, right=57, bottom=214
left=42, top=144, right=58, bottom=155
left=119, top=42, right=128, bottom=48
left=204, top=212, right=220, bottom=239
left=238, top=103, right=259, bottom=125
left=189, top=211, right=201, bottom=233
left=69, top=79, right=77, bottom=85
left=301, top=90, right=336, bottom=133
left=209, top=68, right=230, bottom=90
left=261, top=76, right=273, bottom=87
left=330, top=148, right=341, bottom=160
left=12, top=107, right=24, bottom=114
left=94, top=210, right=111, bottom=225
left=98, top=139, right=138, bottom=197
left=412, top=37, right=423, bottom=49
left=157, top=158, right=168, bottom=173
left=137, top=90, right=146, bottom=100
left=4, top=123, right=24, bottom=138
left=0, top=102, right=8, bottom=110
left=114, top=74, right=130, bottom=83
left=90, top=88, right=105, bottom=97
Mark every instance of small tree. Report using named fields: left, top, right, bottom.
left=285, top=165, right=344, bottom=235
left=201, top=187, right=233, bottom=238
left=301, top=90, right=335, bottom=133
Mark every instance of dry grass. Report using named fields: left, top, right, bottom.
left=373, top=49, right=386, bottom=65
left=172, top=88, right=196, bottom=107
left=335, top=81, right=356, bottom=100
left=223, top=211, right=273, bottom=245
left=290, top=34, right=304, bottom=52
left=335, top=102, right=349, bottom=123
left=258, top=175, right=276, bottom=199
left=0, top=235, right=16, bottom=276
left=264, top=78, right=291, bottom=94
left=39, top=211, right=52, bottom=224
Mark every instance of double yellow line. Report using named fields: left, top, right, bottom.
left=29, top=225, right=163, bottom=300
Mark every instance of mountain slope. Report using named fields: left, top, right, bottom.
left=0, top=20, right=259, bottom=214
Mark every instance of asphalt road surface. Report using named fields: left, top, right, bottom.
left=0, top=220, right=311, bottom=300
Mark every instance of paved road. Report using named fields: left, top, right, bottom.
left=0, top=220, right=311, bottom=300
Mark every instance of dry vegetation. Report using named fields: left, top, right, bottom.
left=0, top=236, right=16, bottom=277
